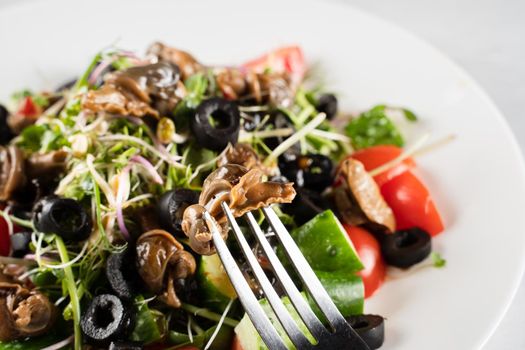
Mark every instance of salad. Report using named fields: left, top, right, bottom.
left=0, top=43, right=445, bottom=350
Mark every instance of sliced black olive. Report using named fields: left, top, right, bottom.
left=316, top=93, right=338, bottom=120
left=191, top=97, right=240, bottom=151
left=264, top=111, right=300, bottom=160
left=0, top=104, right=13, bottom=145
left=347, top=314, right=384, bottom=349
left=106, top=248, right=141, bottom=300
left=10, top=231, right=32, bottom=258
left=279, top=154, right=333, bottom=192
left=109, top=341, right=143, bottom=350
left=81, top=294, right=134, bottom=346
left=281, top=187, right=331, bottom=225
left=381, top=227, right=431, bottom=268
left=158, top=189, right=199, bottom=236
left=32, top=196, right=92, bottom=242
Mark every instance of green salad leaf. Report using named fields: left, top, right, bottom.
left=431, top=252, right=447, bottom=268
left=0, top=334, right=69, bottom=350
left=168, top=325, right=233, bottom=349
left=130, top=297, right=165, bottom=344
left=16, top=124, right=69, bottom=152
left=345, top=105, right=405, bottom=149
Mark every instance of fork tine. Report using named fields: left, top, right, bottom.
left=261, top=207, right=358, bottom=332
left=203, top=211, right=288, bottom=350
left=244, top=211, right=329, bottom=340
left=221, top=203, right=314, bottom=349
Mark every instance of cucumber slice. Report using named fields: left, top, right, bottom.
left=310, top=271, right=364, bottom=317
left=234, top=295, right=315, bottom=350
left=198, top=254, right=237, bottom=312
left=234, top=273, right=363, bottom=350
left=291, top=210, right=364, bottom=273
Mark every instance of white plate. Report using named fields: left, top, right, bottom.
left=1, top=0, right=525, bottom=349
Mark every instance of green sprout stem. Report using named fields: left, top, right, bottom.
left=181, top=303, right=239, bottom=328
left=55, top=235, right=82, bottom=350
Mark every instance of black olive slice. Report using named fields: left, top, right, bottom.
left=191, top=97, right=240, bottom=151
left=106, top=248, right=141, bottom=300
left=316, top=93, right=338, bottom=120
left=381, top=227, right=431, bottom=268
left=10, top=231, right=32, bottom=258
left=347, top=314, right=385, bottom=349
left=81, top=294, right=134, bottom=346
left=279, top=154, right=333, bottom=192
left=33, top=196, right=92, bottom=242
left=281, top=187, right=331, bottom=225
left=0, top=104, right=13, bottom=145
left=157, top=189, right=199, bottom=236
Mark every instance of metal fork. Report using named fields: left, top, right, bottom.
left=203, top=203, right=370, bottom=350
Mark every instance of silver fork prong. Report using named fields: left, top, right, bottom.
left=244, top=211, right=329, bottom=340
left=203, top=211, right=288, bottom=350
left=221, top=203, right=314, bottom=349
left=262, top=207, right=366, bottom=341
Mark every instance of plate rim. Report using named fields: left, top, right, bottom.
left=1, top=0, right=525, bottom=347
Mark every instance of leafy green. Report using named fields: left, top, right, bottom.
left=431, top=252, right=447, bottom=268
left=173, top=72, right=209, bottom=129
left=130, top=297, right=165, bottom=344
left=16, top=124, right=68, bottom=152
left=402, top=107, right=418, bottom=122
left=345, top=105, right=405, bottom=150
left=168, top=325, right=233, bottom=349
left=0, top=334, right=69, bottom=350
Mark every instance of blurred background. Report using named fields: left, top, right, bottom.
left=345, top=1, right=525, bottom=348
left=1, top=0, right=523, bottom=348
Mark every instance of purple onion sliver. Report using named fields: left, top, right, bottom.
left=131, top=155, right=164, bottom=184
left=115, top=167, right=131, bottom=241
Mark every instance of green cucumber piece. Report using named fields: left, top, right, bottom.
left=235, top=295, right=315, bottom=350
left=291, top=210, right=363, bottom=273
left=198, top=254, right=237, bottom=312
left=309, top=271, right=364, bottom=317
left=234, top=272, right=364, bottom=350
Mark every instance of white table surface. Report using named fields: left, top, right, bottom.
left=1, top=0, right=524, bottom=348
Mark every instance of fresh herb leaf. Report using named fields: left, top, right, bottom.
left=130, top=296, right=165, bottom=344
left=345, top=105, right=405, bottom=149
left=402, top=108, right=418, bottom=122
left=431, top=252, right=447, bottom=268
left=17, top=124, right=68, bottom=152
left=0, top=334, right=68, bottom=350
left=168, top=325, right=233, bottom=349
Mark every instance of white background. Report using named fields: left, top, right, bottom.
left=1, top=0, right=524, bottom=348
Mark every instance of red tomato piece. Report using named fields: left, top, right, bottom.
left=241, top=46, right=306, bottom=82
left=380, top=171, right=444, bottom=236
left=344, top=225, right=386, bottom=298
left=18, top=96, right=40, bottom=117
left=0, top=206, right=10, bottom=256
left=350, top=145, right=416, bottom=187
left=231, top=336, right=243, bottom=350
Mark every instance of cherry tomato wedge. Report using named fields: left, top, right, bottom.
left=241, top=46, right=306, bottom=82
left=350, top=145, right=415, bottom=187
left=231, top=336, right=243, bottom=350
left=17, top=96, right=40, bottom=117
left=0, top=205, right=10, bottom=256
left=380, top=171, right=444, bottom=236
left=344, top=225, right=385, bottom=298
